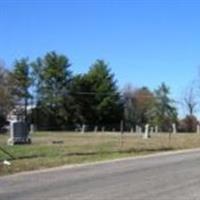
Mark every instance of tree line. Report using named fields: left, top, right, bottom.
left=0, top=51, right=198, bottom=132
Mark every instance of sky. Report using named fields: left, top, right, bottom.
left=1, top=0, right=200, bottom=115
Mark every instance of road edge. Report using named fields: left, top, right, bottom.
left=1, top=147, right=200, bottom=179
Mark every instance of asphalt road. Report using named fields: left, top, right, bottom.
left=1, top=150, right=200, bottom=200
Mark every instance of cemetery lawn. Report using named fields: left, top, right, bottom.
left=1, top=132, right=200, bottom=176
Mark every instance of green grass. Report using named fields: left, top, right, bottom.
left=0, top=132, right=200, bottom=176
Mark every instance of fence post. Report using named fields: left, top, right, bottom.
left=120, top=120, right=124, bottom=148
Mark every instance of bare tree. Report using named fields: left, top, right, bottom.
left=123, top=84, right=155, bottom=128
left=123, top=84, right=136, bottom=129
left=0, top=62, right=14, bottom=129
left=183, top=83, right=198, bottom=116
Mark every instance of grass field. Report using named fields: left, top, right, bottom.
left=0, top=132, right=200, bottom=176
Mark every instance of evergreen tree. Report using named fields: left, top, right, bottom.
left=86, top=60, right=122, bottom=126
left=32, top=51, right=72, bottom=129
left=153, top=83, right=177, bottom=131
left=11, top=58, right=32, bottom=121
left=71, top=60, right=123, bottom=127
left=69, top=74, right=94, bottom=124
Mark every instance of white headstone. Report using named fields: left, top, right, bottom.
left=136, top=125, right=142, bottom=134
left=30, top=124, right=35, bottom=134
left=81, top=124, right=86, bottom=134
left=136, top=125, right=139, bottom=133
left=155, top=126, right=158, bottom=133
left=172, top=123, right=177, bottom=134
left=131, top=127, right=134, bottom=133
left=197, top=125, right=200, bottom=134
left=94, top=126, right=98, bottom=133
left=143, top=124, right=150, bottom=139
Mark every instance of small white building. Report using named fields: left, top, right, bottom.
left=7, top=105, right=36, bottom=122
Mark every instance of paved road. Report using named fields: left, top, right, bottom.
left=1, top=150, right=200, bottom=200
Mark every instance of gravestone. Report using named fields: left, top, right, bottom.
left=136, top=125, right=139, bottom=133
left=7, top=120, right=31, bottom=145
left=155, top=126, right=158, bottom=133
left=30, top=124, right=35, bottom=134
left=81, top=124, right=86, bottom=134
left=94, top=126, right=98, bottom=133
left=143, top=124, right=150, bottom=139
left=136, top=125, right=142, bottom=134
left=172, top=123, right=177, bottom=134
left=197, top=125, right=200, bottom=134
left=131, top=127, right=134, bottom=133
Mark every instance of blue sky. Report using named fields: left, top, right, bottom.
left=1, top=0, right=200, bottom=108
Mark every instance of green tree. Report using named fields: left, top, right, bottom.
left=71, top=60, right=123, bottom=127
left=11, top=58, right=32, bottom=121
left=32, top=51, right=72, bottom=129
left=87, top=60, right=122, bottom=126
left=153, top=83, right=177, bottom=131
left=69, top=74, right=94, bottom=124
left=31, top=57, right=43, bottom=104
